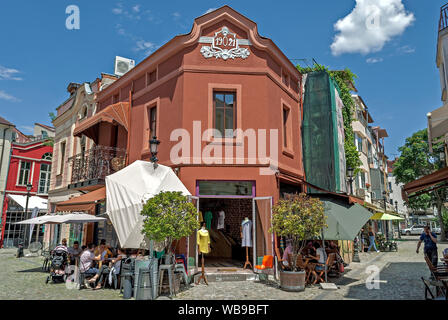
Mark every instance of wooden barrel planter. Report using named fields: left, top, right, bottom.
left=279, top=270, right=306, bottom=292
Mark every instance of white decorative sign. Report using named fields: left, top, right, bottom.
left=199, top=26, right=251, bottom=60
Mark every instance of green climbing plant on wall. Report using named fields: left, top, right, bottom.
left=297, top=63, right=362, bottom=174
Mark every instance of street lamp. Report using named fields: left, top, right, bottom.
left=25, top=183, right=32, bottom=247
left=149, top=136, right=160, bottom=168
left=347, top=166, right=354, bottom=195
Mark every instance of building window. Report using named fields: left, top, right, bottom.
left=282, top=105, right=291, bottom=148
left=38, top=163, right=51, bottom=194
left=214, top=92, right=235, bottom=138
left=149, top=106, right=157, bottom=139
left=355, top=133, right=364, bottom=153
left=360, top=172, right=366, bottom=189
left=59, top=141, right=66, bottom=175
left=18, top=161, right=31, bottom=186
left=42, top=152, right=52, bottom=161
left=147, top=70, right=157, bottom=86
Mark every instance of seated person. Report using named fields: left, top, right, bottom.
left=282, top=240, right=293, bottom=267
left=309, top=242, right=327, bottom=272
left=68, top=241, right=82, bottom=265
left=94, top=239, right=113, bottom=264
left=88, top=248, right=127, bottom=290
left=79, top=243, right=102, bottom=276
left=444, top=248, right=448, bottom=265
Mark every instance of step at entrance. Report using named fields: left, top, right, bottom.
left=193, top=268, right=258, bottom=282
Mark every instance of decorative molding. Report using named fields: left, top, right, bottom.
left=200, top=27, right=250, bottom=60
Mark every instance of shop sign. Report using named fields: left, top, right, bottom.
left=199, top=26, right=251, bottom=60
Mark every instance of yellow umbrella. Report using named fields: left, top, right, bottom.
left=370, top=212, right=404, bottom=220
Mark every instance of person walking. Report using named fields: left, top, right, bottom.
left=416, top=225, right=438, bottom=267
left=367, top=227, right=380, bottom=253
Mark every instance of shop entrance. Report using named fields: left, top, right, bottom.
left=199, top=198, right=252, bottom=268
left=188, top=196, right=273, bottom=275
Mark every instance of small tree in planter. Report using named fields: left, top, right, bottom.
left=141, top=191, right=199, bottom=264
left=271, top=193, right=327, bottom=289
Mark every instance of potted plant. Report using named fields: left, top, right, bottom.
left=141, top=191, right=200, bottom=265
left=270, top=193, right=326, bottom=291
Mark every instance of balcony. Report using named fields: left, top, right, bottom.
left=440, top=3, right=448, bottom=32
left=68, top=146, right=127, bottom=190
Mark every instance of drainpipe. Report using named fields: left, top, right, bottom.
left=0, top=128, right=13, bottom=247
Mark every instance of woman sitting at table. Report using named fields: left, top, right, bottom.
left=88, top=247, right=127, bottom=290
left=94, top=239, right=113, bottom=262
left=309, top=242, right=327, bottom=277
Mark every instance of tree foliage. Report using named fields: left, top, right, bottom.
left=141, top=191, right=199, bottom=254
left=393, top=129, right=444, bottom=210
left=297, top=63, right=362, bottom=173
left=270, top=193, right=327, bottom=272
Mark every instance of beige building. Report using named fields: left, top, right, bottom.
left=44, top=75, right=117, bottom=248
left=0, top=117, right=16, bottom=223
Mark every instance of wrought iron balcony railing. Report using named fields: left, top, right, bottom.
left=440, top=3, right=448, bottom=32
left=69, top=146, right=127, bottom=184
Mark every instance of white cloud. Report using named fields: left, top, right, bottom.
left=204, top=8, right=217, bottom=15
left=396, top=45, right=415, bottom=54
left=330, top=0, right=415, bottom=56
left=0, top=90, right=20, bottom=102
left=112, top=8, right=123, bottom=14
left=134, top=40, right=156, bottom=56
left=0, top=65, right=22, bottom=81
left=173, top=12, right=181, bottom=19
left=132, top=5, right=140, bottom=13
left=366, top=57, right=383, bottom=64
left=18, top=125, right=34, bottom=134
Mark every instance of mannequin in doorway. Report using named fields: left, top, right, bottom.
left=241, top=217, right=253, bottom=269
left=196, top=222, right=211, bottom=285
left=217, top=207, right=225, bottom=230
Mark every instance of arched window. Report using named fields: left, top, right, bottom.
left=42, top=152, right=52, bottom=161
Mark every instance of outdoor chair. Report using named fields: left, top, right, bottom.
left=41, top=248, right=52, bottom=272
left=313, top=253, right=336, bottom=284
left=424, top=255, right=448, bottom=281
left=255, top=255, right=274, bottom=282
left=421, top=277, right=448, bottom=300
left=77, top=259, right=96, bottom=290
left=158, top=263, right=175, bottom=296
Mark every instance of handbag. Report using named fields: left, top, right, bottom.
left=338, top=262, right=344, bottom=273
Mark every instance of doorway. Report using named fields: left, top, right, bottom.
left=199, top=198, right=252, bottom=268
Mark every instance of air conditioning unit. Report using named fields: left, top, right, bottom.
left=356, top=188, right=366, bottom=198
left=114, top=56, right=135, bottom=76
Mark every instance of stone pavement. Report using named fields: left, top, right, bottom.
left=0, top=236, right=446, bottom=300
left=174, top=236, right=448, bottom=300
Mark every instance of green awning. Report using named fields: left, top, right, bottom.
left=321, top=199, right=373, bottom=241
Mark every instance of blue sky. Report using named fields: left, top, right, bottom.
left=0, top=0, right=445, bottom=157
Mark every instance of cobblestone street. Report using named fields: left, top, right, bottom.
left=0, top=236, right=446, bottom=300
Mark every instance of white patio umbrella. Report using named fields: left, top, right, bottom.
left=13, top=214, right=59, bottom=225
left=105, top=160, right=191, bottom=249
left=48, top=212, right=106, bottom=224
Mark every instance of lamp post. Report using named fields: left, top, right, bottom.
left=25, top=183, right=32, bottom=247
left=347, top=166, right=354, bottom=195
left=149, top=136, right=160, bottom=169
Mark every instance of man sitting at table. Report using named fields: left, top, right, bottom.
left=68, top=241, right=82, bottom=265
left=94, top=239, right=113, bottom=262
left=88, top=247, right=127, bottom=290
left=79, top=243, right=102, bottom=276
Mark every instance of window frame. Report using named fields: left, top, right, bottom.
left=17, top=160, right=32, bottom=186
left=38, top=162, right=51, bottom=195
left=213, top=91, right=236, bottom=138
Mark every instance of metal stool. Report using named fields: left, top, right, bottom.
left=158, top=264, right=175, bottom=296
left=174, top=263, right=189, bottom=286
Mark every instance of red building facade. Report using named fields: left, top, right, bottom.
left=0, top=137, right=53, bottom=247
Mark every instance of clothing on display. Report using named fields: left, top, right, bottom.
left=217, top=210, right=225, bottom=230
left=241, top=218, right=253, bottom=247
left=204, top=211, right=213, bottom=230
left=197, top=228, right=211, bottom=254
left=198, top=211, right=204, bottom=223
